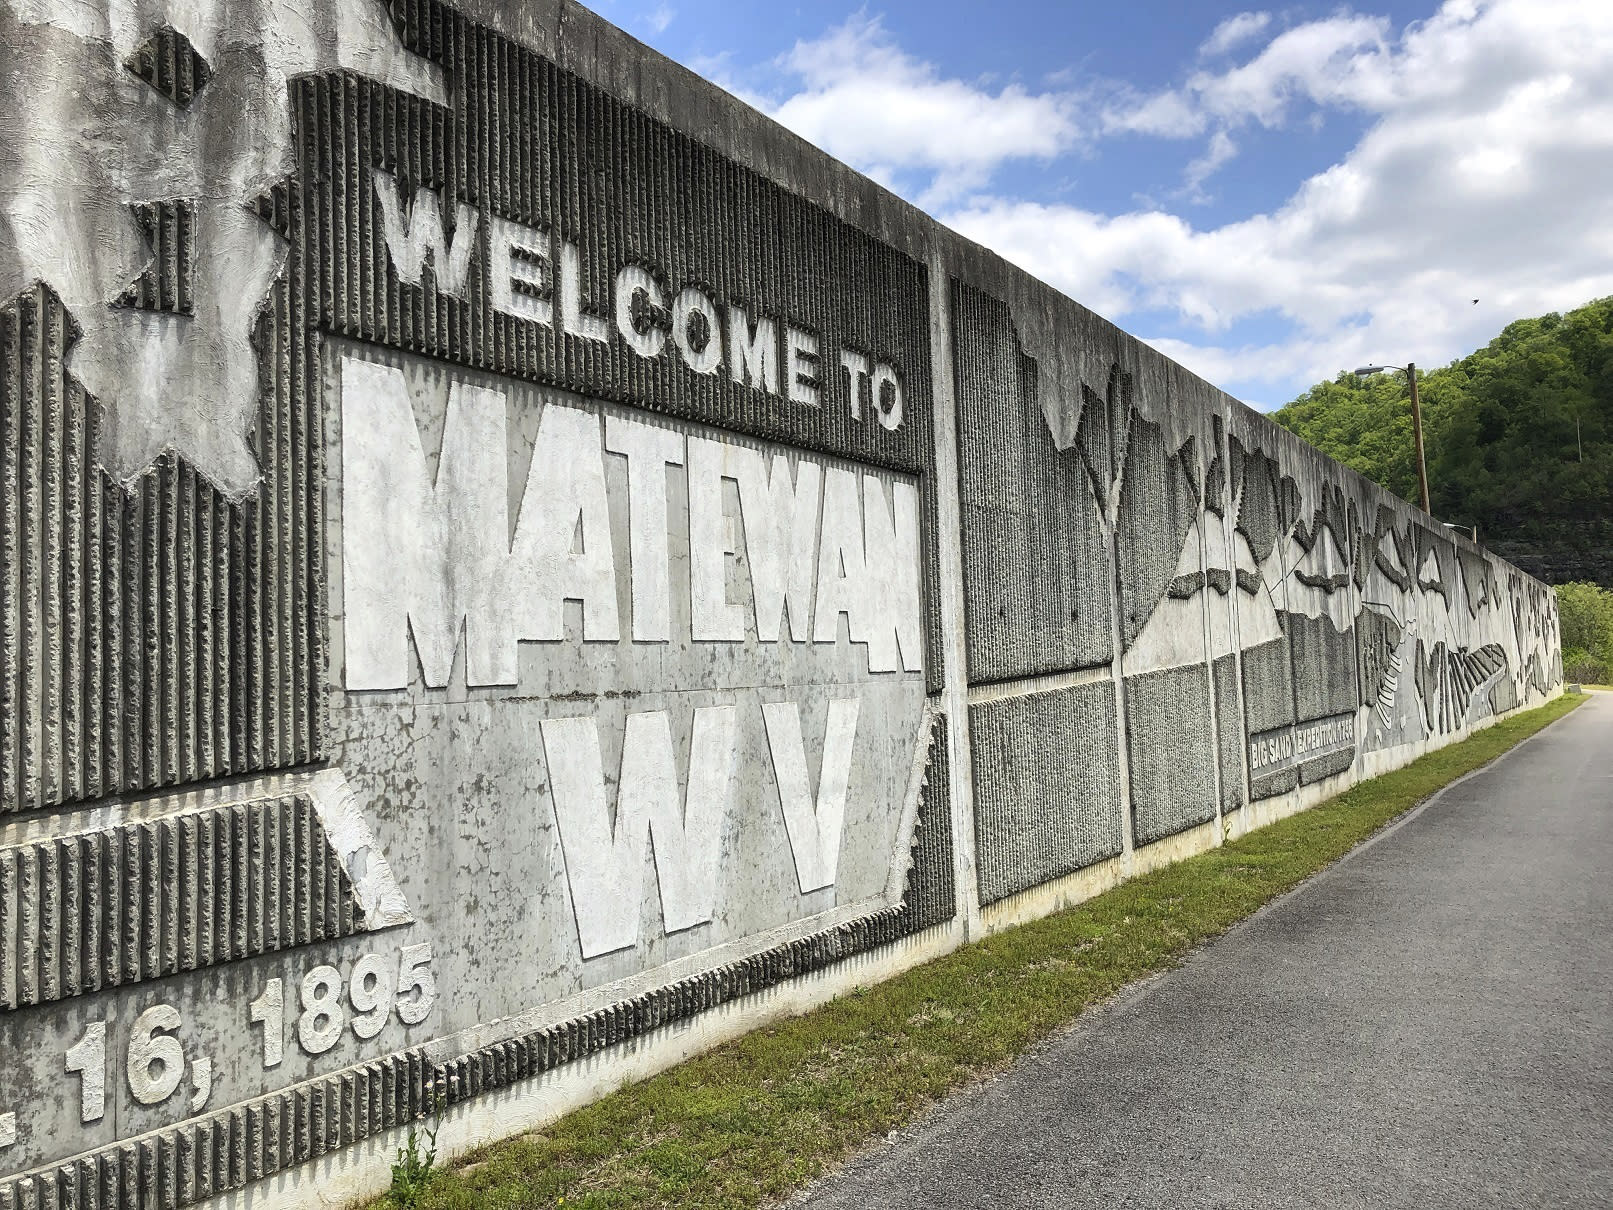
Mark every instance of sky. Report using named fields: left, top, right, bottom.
left=578, top=0, right=1613, bottom=411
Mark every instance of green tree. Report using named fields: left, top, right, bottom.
left=1273, top=297, right=1613, bottom=587
left=1555, top=581, right=1613, bottom=683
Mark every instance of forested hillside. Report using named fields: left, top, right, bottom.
left=1273, top=297, right=1613, bottom=587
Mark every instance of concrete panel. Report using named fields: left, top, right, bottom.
left=1115, top=404, right=1202, bottom=654
left=0, top=274, right=319, bottom=818
left=1288, top=611, right=1361, bottom=726
left=1125, top=665, right=1218, bottom=848
left=970, top=681, right=1123, bottom=905
left=950, top=281, right=1111, bottom=685
left=1212, top=653, right=1246, bottom=813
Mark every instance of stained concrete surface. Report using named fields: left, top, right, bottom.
left=797, top=693, right=1613, bottom=1209
left=0, top=2, right=1565, bottom=1201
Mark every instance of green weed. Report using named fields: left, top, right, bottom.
left=388, top=1096, right=445, bottom=1208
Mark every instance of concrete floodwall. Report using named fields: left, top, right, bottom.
left=0, top=2, right=1563, bottom=1206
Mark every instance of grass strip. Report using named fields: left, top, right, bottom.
left=378, top=693, right=1585, bottom=1210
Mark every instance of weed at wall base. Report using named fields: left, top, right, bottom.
left=387, top=1097, right=444, bottom=1208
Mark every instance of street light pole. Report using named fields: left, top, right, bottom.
left=1406, top=362, right=1431, bottom=514
left=1352, top=362, right=1431, bottom=515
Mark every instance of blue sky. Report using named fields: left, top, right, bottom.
left=579, top=0, right=1613, bottom=411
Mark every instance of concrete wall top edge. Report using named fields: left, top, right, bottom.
left=452, top=0, right=938, bottom=258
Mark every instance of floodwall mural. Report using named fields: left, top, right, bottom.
left=0, top=1, right=1560, bottom=1206
left=953, top=280, right=1561, bottom=904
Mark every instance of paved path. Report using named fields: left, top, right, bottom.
left=797, top=694, right=1613, bottom=1209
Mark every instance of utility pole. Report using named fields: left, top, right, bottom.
left=1353, top=362, right=1432, bottom=514
left=1407, top=362, right=1430, bottom=514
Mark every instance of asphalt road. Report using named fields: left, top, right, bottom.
left=796, top=694, right=1613, bottom=1209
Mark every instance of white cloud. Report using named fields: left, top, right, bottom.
left=714, top=1, right=1613, bottom=405
left=757, top=13, right=1082, bottom=205
left=1100, top=13, right=1392, bottom=146
left=1200, top=11, right=1272, bottom=59
left=951, top=0, right=1613, bottom=399
left=1182, top=129, right=1238, bottom=200
left=1101, top=88, right=1206, bottom=138
left=645, top=4, right=674, bottom=35
left=1188, top=13, right=1392, bottom=127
